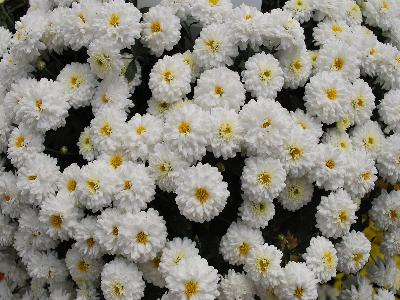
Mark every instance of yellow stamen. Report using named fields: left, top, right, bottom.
left=15, top=136, right=25, bottom=148
left=239, top=242, right=250, bottom=256
left=326, top=88, right=337, bottom=100
left=178, top=121, right=191, bottom=134
left=184, top=280, right=199, bottom=298
left=136, top=231, right=148, bottom=244
left=86, top=179, right=100, bottom=193
left=326, top=159, right=335, bottom=169
left=110, top=154, right=123, bottom=169
left=256, top=257, right=270, bottom=272
left=67, top=179, right=77, bottom=192
left=50, top=215, right=63, bottom=229
left=195, top=187, right=209, bottom=204
left=258, top=172, right=272, bottom=186
left=108, top=13, right=120, bottom=27
left=151, top=21, right=162, bottom=33
left=136, top=126, right=146, bottom=135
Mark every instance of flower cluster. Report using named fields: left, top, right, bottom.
left=0, top=0, right=399, bottom=299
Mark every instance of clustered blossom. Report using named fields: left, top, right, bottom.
left=0, top=0, right=399, bottom=299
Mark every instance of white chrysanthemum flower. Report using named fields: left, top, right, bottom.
left=381, top=229, right=400, bottom=257
left=165, top=256, right=220, bottom=300
left=163, top=103, right=210, bottom=162
left=363, top=0, right=399, bottom=31
left=322, top=128, right=352, bottom=152
left=60, top=1, right=98, bottom=50
left=39, top=191, right=80, bottom=241
left=311, top=143, right=346, bottom=191
left=316, top=41, right=360, bottom=81
left=208, top=108, right=243, bottom=159
left=304, top=71, right=350, bottom=125
left=244, top=243, right=283, bottom=288
left=312, top=20, right=351, bottom=46
left=344, top=149, right=377, bottom=198
left=219, top=269, right=255, bottom=300
left=231, top=4, right=265, bottom=50
left=283, top=0, right=314, bottom=23
left=49, top=288, right=73, bottom=300
left=0, top=27, right=12, bottom=57
left=239, top=98, right=293, bottom=156
left=241, top=156, right=286, bottom=202
left=56, top=63, right=97, bottom=109
left=340, top=276, right=373, bottom=300
left=379, top=89, right=400, bottom=133
left=120, top=208, right=167, bottom=263
left=220, top=221, right=264, bottom=265
left=160, top=0, right=193, bottom=19
left=149, top=55, right=191, bottom=103
left=0, top=51, right=34, bottom=92
left=278, top=48, right=312, bottom=89
left=16, top=78, right=70, bottom=132
left=373, top=289, right=396, bottom=300
left=139, top=254, right=166, bottom=288
left=175, top=163, right=229, bottom=223
left=78, top=126, right=98, bottom=161
left=193, top=23, right=238, bottom=69
left=180, top=50, right=201, bottom=82
left=347, top=79, right=375, bottom=125
left=90, top=107, right=126, bottom=154
left=0, top=214, right=16, bottom=247
left=277, top=128, right=317, bottom=177
left=316, top=189, right=357, bottom=238
left=238, top=195, right=275, bottom=229
left=148, top=143, right=190, bottom=193
left=0, top=172, right=23, bottom=218
left=278, top=176, right=313, bottom=211
left=194, top=67, right=245, bottom=112
left=65, top=244, right=103, bottom=283
left=125, top=113, right=163, bottom=161
left=91, top=75, right=131, bottom=114
left=59, top=163, right=80, bottom=195
left=76, top=160, right=116, bottom=212
left=93, top=0, right=141, bottom=49
left=114, top=162, right=156, bottom=213
left=42, top=7, right=66, bottom=54
left=3, top=77, right=34, bottom=123
left=95, top=208, right=126, bottom=255
left=368, top=258, right=398, bottom=291
left=336, top=230, right=371, bottom=274
left=191, top=0, right=232, bottom=25
left=242, top=53, right=284, bottom=99
left=303, top=236, right=337, bottom=283
left=25, top=251, right=68, bottom=283
left=159, top=237, right=199, bottom=276
left=277, top=262, right=318, bottom=300
left=87, top=40, right=123, bottom=79
left=101, top=258, right=145, bottom=300
left=290, top=109, right=323, bottom=142
left=370, top=190, right=400, bottom=230
left=264, top=9, right=305, bottom=51
left=377, top=134, right=400, bottom=184
left=17, top=153, right=60, bottom=205
left=141, top=6, right=181, bottom=57
left=7, top=125, right=44, bottom=168
left=74, top=216, right=103, bottom=258
left=351, top=120, right=385, bottom=159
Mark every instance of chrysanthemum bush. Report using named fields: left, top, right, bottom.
left=1, top=0, right=400, bottom=299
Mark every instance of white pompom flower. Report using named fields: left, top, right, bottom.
left=369, top=190, right=400, bottom=231
left=351, top=120, right=385, bottom=160
left=87, top=40, right=123, bottom=79
left=219, top=269, right=255, bottom=300
left=175, top=163, right=229, bottom=223
left=378, top=89, right=400, bottom=133
left=278, top=176, right=314, bottom=212
left=238, top=195, right=275, bottom=229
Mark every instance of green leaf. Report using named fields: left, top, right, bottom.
left=125, top=59, right=137, bottom=82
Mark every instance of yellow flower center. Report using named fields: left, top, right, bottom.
left=136, top=126, right=146, bottom=135
left=337, top=210, right=349, bottom=223
left=326, top=88, right=337, bottom=100
left=50, top=214, right=63, bottom=229
left=86, top=238, right=95, bottom=248
left=86, top=179, right=100, bottom=193
left=108, top=13, right=120, bottom=27
left=151, top=21, right=162, bottom=33
left=35, top=99, right=43, bottom=111
left=326, top=159, right=335, bottom=169
left=331, top=24, right=343, bottom=33
left=163, top=71, right=174, bottom=83
left=152, top=256, right=161, bottom=268
left=67, top=179, right=77, bottom=192
left=214, top=85, right=224, bottom=96
left=101, top=94, right=109, bottom=104
left=383, top=1, right=389, bottom=9
left=208, top=0, right=220, bottom=6
left=291, top=59, right=303, bottom=73
left=100, top=122, right=112, bottom=136
left=239, top=242, right=251, bottom=256
left=173, top=252, right=186, bottom=264
left=288, top=184, right=303, bottom=199
left=124, top=180, right=132, bottom=190
left=159, top=161, right=172, bottom=174
left=258, top=172, right=272, bottom=186
left=294, top=287, right=304, bottom=299
left=370, top=48, right=377, bottom=56
left=184, top=280, right=199, bottom=298
left=332, top=57, right=345, bottom=71
left=112, top=281, right=125, bottom=297
left=178, top=121, right=191, bottom=134
left=259, top=69, right=273, bottom=81
left=94, top=54, right=111, bottom=70
left=136, top=231, right=148, bottom=244
left=298, top=121, right=308, bottom=129
left=110, top=154, right=123, bottom=169
left=195, top=187, right=209, bottom=204
left=2, top=194, right=11, bottom=202
left=204, top=39, right=220, bottom=53
left=112, top=226, right=119, bottom=236
left=322, top=251, right=335, bottom=269
left=352, top=96, right=365, bottom=109
left=361, top=171, right=371, bottom=181
left=363, top=136, right=375, bottom=148
left=218, top=123, right=233, bottom=140
left=353, top=252, right=363, bottom=264
left=295, top=0, right=304, bottom=9
left=253, top=202, right=266, bottom=213
left=69, top=75, right=82, bottom=89
left=15, top=136, right=25, bottom=148
left=256, top=257, right=270, bottom=272
left=261, top=118, right=272, bottom=128
left=79, top=13, right=86, bottom=23
left=77, top=260, right=89, bottom=273
left=389, top=210, right=398, bottom=221
left=244, top=14, right=253, bottom=20
left=28, top=175, right=37, bottom=180
left=288, top=146, right=303, bottom=160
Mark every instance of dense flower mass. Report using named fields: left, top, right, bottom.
left=0, top=0, right=400, bottom=299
